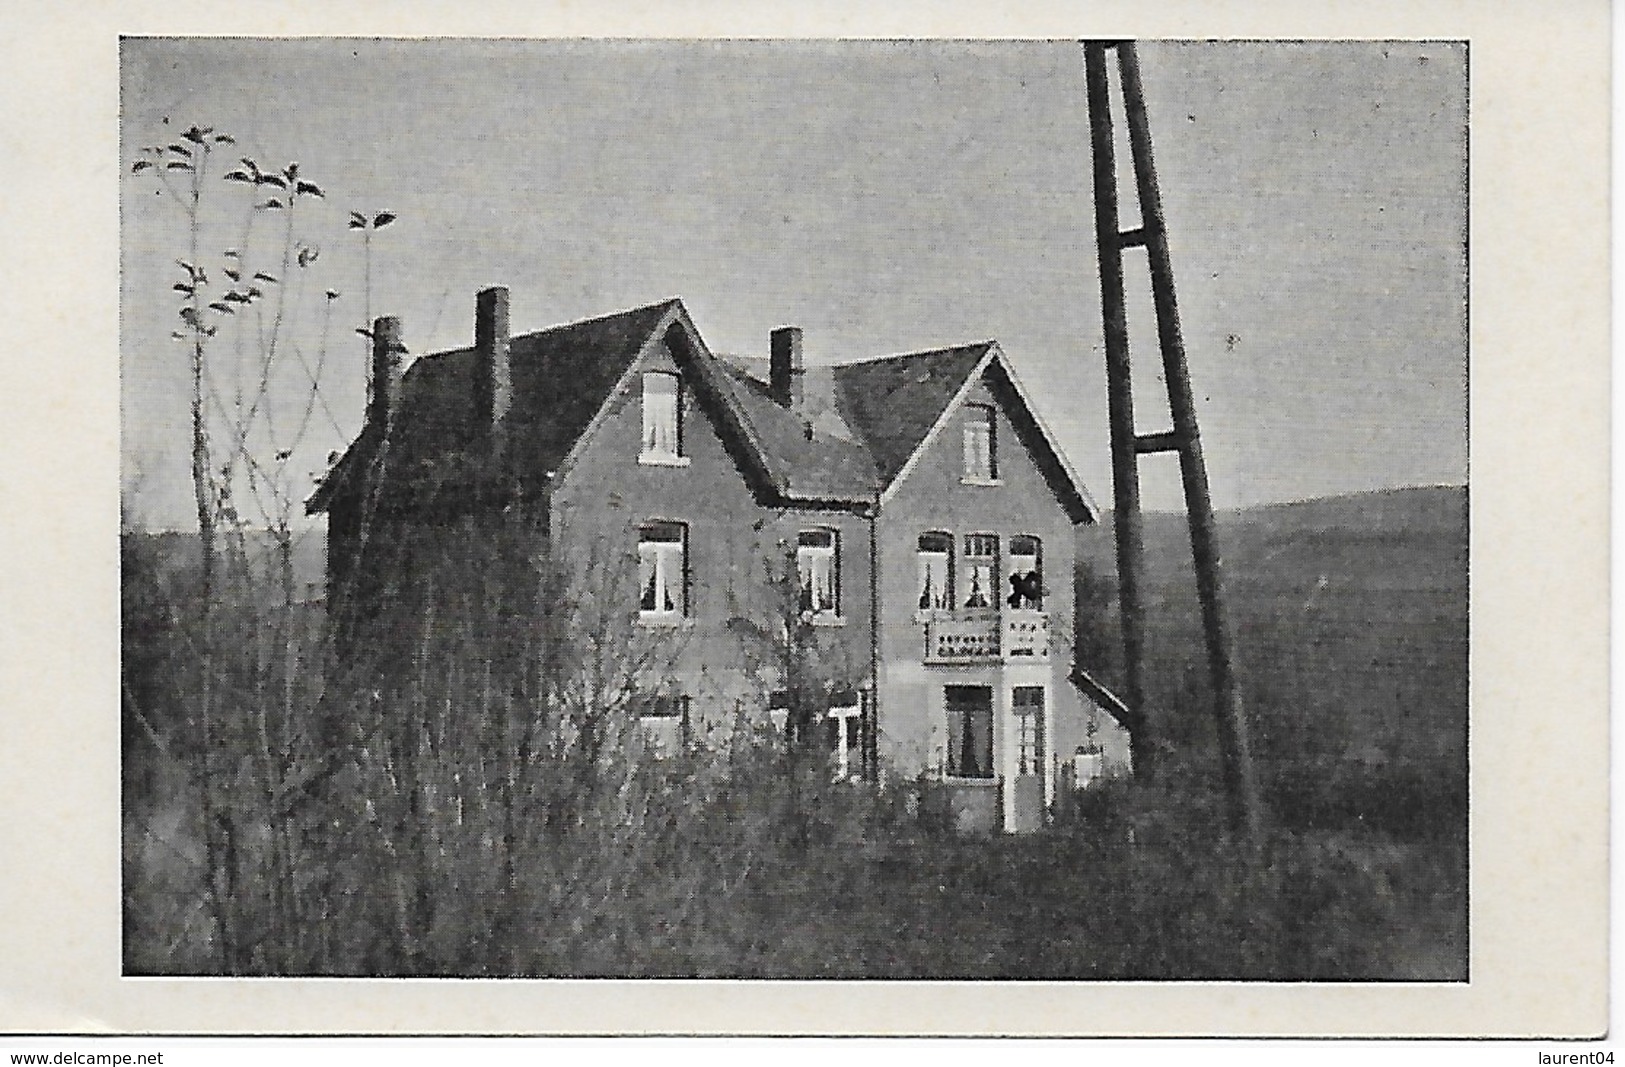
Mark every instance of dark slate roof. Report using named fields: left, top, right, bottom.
left=830, top=343, right=993, bottom=484
left=707, top=359, right=881, bottom=502
left=308, top=299, right=1090, bottom=521
left=505, top=299, right=681, bottom=480
left=307, top=299, right=678, bottom=513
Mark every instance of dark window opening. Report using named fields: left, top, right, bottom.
left=945, top=684, right=994, bottom=779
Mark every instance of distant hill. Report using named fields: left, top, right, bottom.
left=1075, top=484, right=1468, bottom=839
left=122, top=526, right=328, bottom=605
left=1080, top=484, right=1467, bottom=593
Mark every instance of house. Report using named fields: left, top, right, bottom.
left=308, top=288, right=1132, bottom=834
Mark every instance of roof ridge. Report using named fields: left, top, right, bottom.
left=509, top=296, right=681, bottom=343
left=830, top=339, right=995, bottom=368
left=401, top=297, right=682, bottom=369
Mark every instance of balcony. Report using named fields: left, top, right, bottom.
left=923, top=608, right=1049, bottom=664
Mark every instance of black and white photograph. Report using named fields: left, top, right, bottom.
left=0, top=1, right=1609, bottom=1045
left=117, top=36, right=1470, bottom=982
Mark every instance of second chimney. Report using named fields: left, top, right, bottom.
left=770, top=326, right=803, bottom=412
left=368, top=315, right=403, bottom=433
left=473, top=286, right=512, bottom=452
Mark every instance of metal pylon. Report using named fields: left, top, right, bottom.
left=1083, top=40, right=1263, bottom=841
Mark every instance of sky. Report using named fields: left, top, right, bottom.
left=120, top=39, right=1467, bottom=530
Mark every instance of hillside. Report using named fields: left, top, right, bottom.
left=1075, top=484, right=1468, bottom=837
left=123, top=526, right=328, bottom=605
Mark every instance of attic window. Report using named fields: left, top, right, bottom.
left=963, top=404, right=998, bottom=482
left=640, top=371, right=686, bottom=465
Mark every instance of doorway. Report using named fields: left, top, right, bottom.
left=1010, top=685, right=1047, bottom=833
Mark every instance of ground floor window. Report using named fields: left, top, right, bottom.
left=945, top=684, right=994, bottom=779
left=826, top=696, right=861, bottom=780
left=635, top=693, right=690, bottom=759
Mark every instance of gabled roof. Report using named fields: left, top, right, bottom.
left=307, top=299, right=678, bottom=513
left=830, top=343, right=993, bottom=484
left=705, top=358, right=881, bottom=503
left=307, top=297, right=1096, bottom=523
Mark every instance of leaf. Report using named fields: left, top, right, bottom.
left=223, top=249, right=240, bottom=258
left=167, top=143, right=191, bottom=156
left=182, top=127, right=206, bottom=145
left=165, top=161, right=192, bottom=171
left=172, top=283, right=195, bottom=294
left=223, top=268, right=241, bottom=282
left=214, top=134, right=235, bottom=144
left=131, top=160, right=152, bottom=173
left=295, top=181, right=323, bottom=198
left=275, top=450, right=292, bottom=461
left=349, top=211, right=366, bottom=224
left=223, top=291, right=250, bottom=303
left=175, top=259, right=197, bottom=275
left=248, top=286, right=263, bottom=298
left=355, top=327, right=372, bottom=338
left=348, top=220, right=365, bottom=230
left=179, top=306, right=199, bottom=323
left=373, top=212, right=396, bottom=228
left=256, top=174, right=287, bottom=189
left=285, top=162, right=299, bottom=179
left=253, top=272, right=278, bottom=284
left=325, top=289, right=340, bottom=300
left=208, top=302, right=235, bottom=314
left=260, top=198, right=283, bottom=210
left=223, top=170, right=253, bottom=183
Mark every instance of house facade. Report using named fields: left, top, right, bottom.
left=310, top=288, right=1131, bottom=833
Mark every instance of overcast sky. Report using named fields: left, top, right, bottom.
left=120, top=39, right=1466, bottom=529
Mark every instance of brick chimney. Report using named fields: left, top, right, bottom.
left=473, top=286, right=512, bottom=454
left=368, top=315, right=403, bottom=433
left=770, top=326, right=803, bottom=413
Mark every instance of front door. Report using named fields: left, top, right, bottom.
left=1010, top=686, right=1047, bottom=833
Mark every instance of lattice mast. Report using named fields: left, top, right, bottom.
left=1083, top=40, right=1263, bottom=840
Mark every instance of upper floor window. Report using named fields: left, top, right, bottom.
left=917, top=532, right=953, bottom=611
left=640, top=371, right=684, bottom=464
left=797, top=529, right=840, bottom=618
left=1007, top=535, right=1043, bottom=610
left=962, top=534, right=999, bottom=609
left=963, top=403, right=997, bottom=482
left=638, top=521, right=688, bottom=619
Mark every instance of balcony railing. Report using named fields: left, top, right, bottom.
left=923, top=609, right=1049, bottom=664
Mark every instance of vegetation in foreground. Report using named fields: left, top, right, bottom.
left=122, top=487, right=1467, bottom=980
